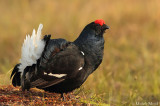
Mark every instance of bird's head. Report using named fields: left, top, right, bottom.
left=74, top=19, right=109, bottom=44
left=86, top=19, right=109, bottom=36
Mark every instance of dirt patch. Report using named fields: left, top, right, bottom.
left=0, top=85, right=84, bottom=105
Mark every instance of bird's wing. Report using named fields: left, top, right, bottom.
left=28, top=39, right=85, bottom=88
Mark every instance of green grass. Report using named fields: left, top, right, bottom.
left=0, top=0, right=160, bottom=105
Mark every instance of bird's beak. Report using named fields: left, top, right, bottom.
left=103, top=24, right=109, bottom=30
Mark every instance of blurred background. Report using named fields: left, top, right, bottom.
left=0, top=0, right=160, bottom=105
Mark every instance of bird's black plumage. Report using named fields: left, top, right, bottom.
left=10, top=64, right=21, bottom=86
left=10, top=20, right=109, bottom=95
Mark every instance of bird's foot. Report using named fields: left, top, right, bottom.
left=69, top=93, right=75, bottom=99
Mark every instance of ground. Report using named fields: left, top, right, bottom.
left=0, top=85, right=82, bottom=105
left=0, top=85, right=109, bottom=105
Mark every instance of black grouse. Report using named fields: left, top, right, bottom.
left=10, top=19, right=109, bottom=98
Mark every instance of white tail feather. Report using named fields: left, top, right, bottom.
left=18, top=24, right=45, bottom=74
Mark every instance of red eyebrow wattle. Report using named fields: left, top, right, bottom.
left=94, top=19, right=105, bottom=26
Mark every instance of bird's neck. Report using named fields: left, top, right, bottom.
left=74, top=29, right=105, bottom=53
left=74, top=33, right=105, bottom=62
left=74, top=27, right=105, bottom=62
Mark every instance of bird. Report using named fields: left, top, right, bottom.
left=10, top=19, right=109, bottom=98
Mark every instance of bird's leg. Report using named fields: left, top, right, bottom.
left=61, top=93, right=66, bottom=101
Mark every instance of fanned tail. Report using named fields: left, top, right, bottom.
left=10, top=24, right=51, bottom=88
left=18, top=24, right=45, bottom=74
